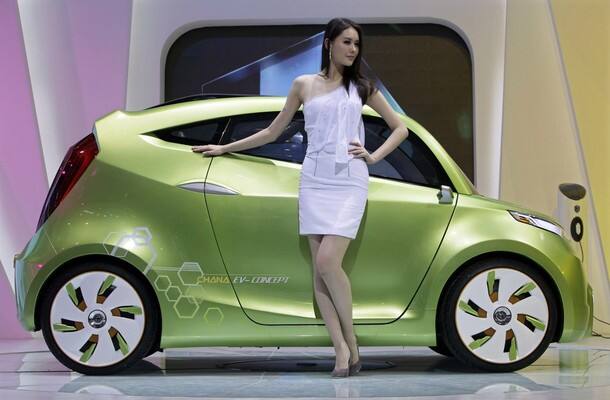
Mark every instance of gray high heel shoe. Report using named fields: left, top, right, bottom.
left=348, top=359, right=361, bottom=375
left=349, top=344, right=362, bottom=375
left=331, top=356, right=351, bottom=378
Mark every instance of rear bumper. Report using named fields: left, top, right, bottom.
left=14, top=250, right=35, bottom=331
left=13, top=228, right=55, bottom=332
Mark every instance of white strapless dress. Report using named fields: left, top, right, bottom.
left=298, top=79, right=369, bottom=240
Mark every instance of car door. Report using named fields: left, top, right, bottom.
left=205, top=112, right=457, bottom=325
left=347, top=116, right=457, bottom=321
left=136, top=117, right=248, bottom=329
left=204, top=112, right=316, bottom=323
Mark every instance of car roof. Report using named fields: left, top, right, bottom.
left=146, top=93, right=287, bottom=109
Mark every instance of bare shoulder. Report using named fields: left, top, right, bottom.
left=292, top=74, right=314, bottom=102
left=294, top=74, right=315, bottom=88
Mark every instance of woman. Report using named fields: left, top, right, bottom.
left=192, top=18, right=409, bottom=377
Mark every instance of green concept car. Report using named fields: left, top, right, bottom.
left=14, top=94, right=592, bottom=375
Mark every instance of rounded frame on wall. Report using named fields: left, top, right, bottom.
left=163, top=21, right=474, bottom=182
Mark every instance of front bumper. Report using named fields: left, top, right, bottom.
left=557, top=252, right=593, bottom=342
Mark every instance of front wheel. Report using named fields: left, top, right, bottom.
left=440, top=258, right=557, bottom=372
left=429, top=343, right=453, bottom=358
left=40, top=261, right=158, bottom=375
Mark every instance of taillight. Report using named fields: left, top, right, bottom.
left=37, top=133, right=99, bottom=230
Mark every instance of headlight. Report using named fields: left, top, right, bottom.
left=508, top=210, right=564, bottom=236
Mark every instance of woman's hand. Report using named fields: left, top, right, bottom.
left=191, top=144, right=226, bottom=157
left=349, top=141, right=377, bottom=165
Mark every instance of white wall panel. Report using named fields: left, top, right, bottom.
left=501, top=0, right=609, bottom=326
left=18, top=0, right=88, bottom=186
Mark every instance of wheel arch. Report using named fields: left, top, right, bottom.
left=434, top=251, right=564, bottom=343
left=33, top=254, right=162, bottom=351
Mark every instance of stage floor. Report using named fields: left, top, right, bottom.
left=1, top=337, right=610, bottom=399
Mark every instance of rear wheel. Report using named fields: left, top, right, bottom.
left=440, top=258, right=557, bottom=372
left=40, top=261, right=158, bottom=375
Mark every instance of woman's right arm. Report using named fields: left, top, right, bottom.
left=192, top=76, right=306, bottom=156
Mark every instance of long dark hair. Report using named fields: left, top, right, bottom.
left=320, top=18, right=378, bottom=105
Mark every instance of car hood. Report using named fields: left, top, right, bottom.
left=467, top=194, right=562, bottom=227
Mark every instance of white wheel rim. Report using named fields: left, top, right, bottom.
left=454, top=268, right=549, bottom=364
left=50, top=271, right=146, bottom=367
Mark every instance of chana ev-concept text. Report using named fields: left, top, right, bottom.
left=14, top=94, right=592, bottom=375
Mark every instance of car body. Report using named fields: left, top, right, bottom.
left=14, top=94, right=593, bottom=374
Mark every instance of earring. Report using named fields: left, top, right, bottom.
left=329, top=46, right=332, bottom=62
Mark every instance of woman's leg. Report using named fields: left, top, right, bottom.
left=307, top=234, right=350, bottom=369
left=317, top=235, right=360, bottom=362
left=314, top=234, right=359, bottom=365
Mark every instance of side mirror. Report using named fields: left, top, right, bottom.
left=437, top=185, right=454, bottom=204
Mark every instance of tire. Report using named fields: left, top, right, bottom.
left=40, top=261, right=158, bottom=375
left=429, top=343, right=453, bottom=357
left=146, top=344, right=161, bottom=357
left=440, top=257, right=557, bottom=372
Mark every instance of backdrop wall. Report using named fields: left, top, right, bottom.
left=0, top=0, right=607, bottom=337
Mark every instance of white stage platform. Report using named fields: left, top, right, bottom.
left=1, top=337, right=610, bottom=399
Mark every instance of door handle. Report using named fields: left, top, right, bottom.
left=178, top=182, right=239, bottom=195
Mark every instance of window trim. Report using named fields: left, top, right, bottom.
left=217, top=111, right=455, bottom=192
left=363, top=116, right=455, bottom=191
left=220, top=111, right=306, bottom=166
left=147, top=117, right=230, bottom=146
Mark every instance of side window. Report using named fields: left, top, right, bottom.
left=153, top=118, right=228, bottom=146
left=364, top=117, right=453, bottom=189
left=222, top=112, right=307, bottom=164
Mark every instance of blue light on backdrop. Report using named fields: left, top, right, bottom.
left=201, top=32, right=405, bottom=115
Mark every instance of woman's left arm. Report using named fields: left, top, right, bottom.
left=354, top=89, right=409, bottom=165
